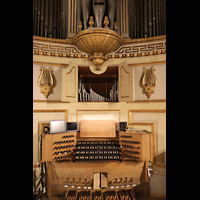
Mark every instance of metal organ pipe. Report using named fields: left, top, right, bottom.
left=33, top=0, right=166, bottom=40
left=78, top=79, right=118, bottom=102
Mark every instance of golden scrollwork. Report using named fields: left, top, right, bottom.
left=33, top=35, right=166, bottom=59
left=139, top=66, right=158, bottom=98
left=38, top=66, right=54, bottom=98
left=72, top=28, right=124, bottom=70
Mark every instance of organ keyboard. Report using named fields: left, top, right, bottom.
left=41, top=120, right=152, bottom=199
left=74, top=141, right=122, bottom=162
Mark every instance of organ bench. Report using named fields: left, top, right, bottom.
left=41, top=120, right=153, bottom=200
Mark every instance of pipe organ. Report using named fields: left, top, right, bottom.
left=41, top=120, right=152, bottom=199
left=33, top=0, right=166, bottom=39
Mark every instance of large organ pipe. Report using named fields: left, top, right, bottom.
left=144, top=0, right=148, bottom=38
left=148, top=0, right=152, bottom=37
left=152, top=0, right=156, bottom=36
left=40, top=0, right=44, bottom=37
left=57, top=0, right=61, bottom=38
left=128, top=0, right=165, bottom=39
left=133, top=0, right=137, bottom=39
left=33, top=0, right=35, bottom=34
left=53, top=0, right=57, bottom=38
left=139, top=0, right=144, bottom=38
left=33, top=0, right=64, bottom=38
left=33, top=0, right=165, bottom=39
left=48, top=0, right=53, bottom=38
left=155, top=0, right=159, bottom=36
left=37, top=0, right=41, bottom=36
left=136, top=0, right=140, bottom=38
left=44, top=0, right=48, bottom=37
left=34, top=0, right=38, bottom=36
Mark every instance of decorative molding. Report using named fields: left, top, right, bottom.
left=129, top=110, right=166, bottom=115
left=128, top=61, right=166, bottom=67
left=33, top=35, right=73, bottom=44
left=120, top=66, right=130, bottom=98
left=66, top=66, right=76, bottom=98
left=33, top=110, right=68, bottom=122
left=112, top=41, right=166, bottom=56
left=33, top=99, right=166, bottom=103
left=139, top=66, right=158, bottom=98
left=33, top=61, right=68, bottom=67
left=33, top=100, right=68, bottom=103
left=76, top=110, right=120, bottom=123
left=33, top=40, right=83, bottom=57
left=37, top=66, right=54, bottom=98
left=127, top=100, right=166, bottom=103
left=33, top=35, right=166, bottom=58
left=123, top=35, right=166, bottom=44
left=72, top=28, right=124, bottom=69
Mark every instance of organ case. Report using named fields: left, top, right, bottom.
left=41, top=120, right=152, bottom=199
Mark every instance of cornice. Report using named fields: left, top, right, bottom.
left=33, top=35, right=166, bottom=58
left=123, top=35, right=166, bottom=44
left=33, top=35, right=73, bottom=44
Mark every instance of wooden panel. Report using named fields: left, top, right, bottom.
left=42, top=132, right=77, bottom=162
left=61, top=63, right=78, bottom=102
left=118, top=61, right=133, bottom=102
left=48, top=161, right=145, bottom=184
left=141, top=132, right=150, bottom=161
left=121, top=66, right=130, bottom=98
left=42, top=133, right=53, bottom=162
left=76, top=110, right=120, bottom=123
left=47, top=159, right=146, bottom=197
left=129, top=110, right=166, bottom=167
left=80, top=120, right=116, bottom=137
left=66, top=67, right=76, bottom=98
left=119, top=131, right=151, bottom=162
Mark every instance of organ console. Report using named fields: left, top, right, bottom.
left=41, top=120, right=152, bottom=199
